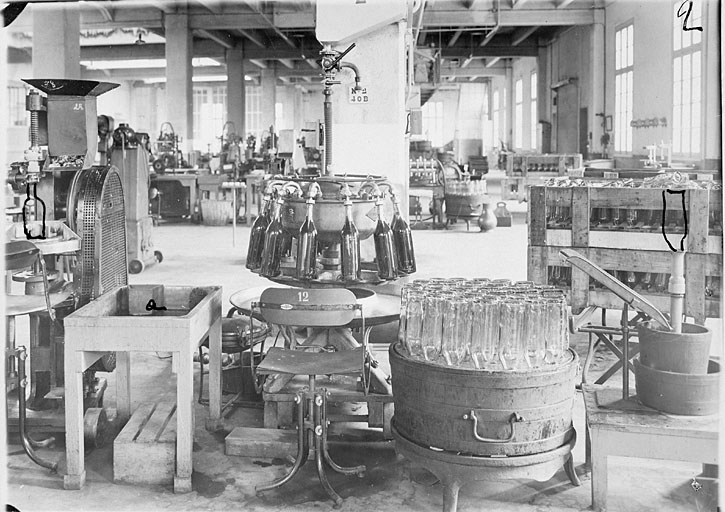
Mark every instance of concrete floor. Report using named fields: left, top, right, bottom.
left=4, top=205, right=721, bottom=512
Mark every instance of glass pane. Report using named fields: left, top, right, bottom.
left=627, top=72, right=633, bottom=113
left=693, top=51, right=701, bottom=78
left=692, top=76, right=701, bottom=103
left=683, top=53, right=692, bottom=80
left=692, top=124, right=701, bottom=154
left=683, top=71, right=691, bottom=106
left=531, top=72, right=537, bottom=99
left=683, top=23, right=691, bottom=48
left=673, top=105, right=682, bottom=152
left=615, top=30, right=621, bottom=69
left=674, top=56, right=682, bottom=84
left=627, top=26, right=634, bottom=67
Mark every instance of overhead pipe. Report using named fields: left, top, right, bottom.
left=479, top=0, right=501, bottom=47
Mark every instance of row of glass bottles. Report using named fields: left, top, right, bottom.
left=544, top=206, right=714, bottom=234
left=399, top=279, right=570, bottom=371
left=513, top=163, right=560, bottom=175
left=246, top=191, right=416, bottom=281
left=445, top=180, right=486, bottom=196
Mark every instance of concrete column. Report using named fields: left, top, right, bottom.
left=590, top=16, right=605, bottom=158
left=165, top=13, right=193, bottom=151
left=293, top=85, right=304, bottom=136
left=226, top=44, right=246, bottom=139
left=32, top=3, right=80, bottom=78
left=702, top=0, right=721, bottom=168
left=260, top=67, right=277, bottom=133
left=505, top=62, right=514, bottom=147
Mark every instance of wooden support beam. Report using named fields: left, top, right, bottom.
left=278, top=59, right=295, bottom=69
left=461, top=56, right=475, bottom=68
left=249, top=59, right=267, bottom=69
left=486, top=57, right=501, bottom=67
left=512, top=26, right=538, bottom=46
left=236, top=29, right=265, bottom=48
left=196, top=29, right=234, bottom=49
left=448, top=29, right=463, bottom=47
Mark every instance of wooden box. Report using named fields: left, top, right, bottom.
left=114, top=402, right=179, bottom=486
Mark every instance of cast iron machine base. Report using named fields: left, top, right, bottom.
left=392, top=422, right=581, bottom=512
left=255, top=386, right=365, bottom=508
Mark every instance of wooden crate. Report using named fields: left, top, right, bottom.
left=114, top=402, right=181, bottom=486
left=527, top=185, right=722, bottom=323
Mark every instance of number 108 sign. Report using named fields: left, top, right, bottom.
left=349, top=87, right=370, bottom=104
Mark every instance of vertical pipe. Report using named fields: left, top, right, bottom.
left=323, top=90, right=333, bottom=175
left=669, top=251, right=686, bottom=333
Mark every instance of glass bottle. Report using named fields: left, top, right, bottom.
left=340, top=197, right=361, bottom=281
left=296, top=197, right=318, bottom=280
left=390, top=195, right=416, bottom=275
left=260, top=197, right=285, bottom=278
left=245, top=194, right=271, bottom=270
left=23, top=183, right=46, bottom=240
left=373, top=198, right=398, bottom=280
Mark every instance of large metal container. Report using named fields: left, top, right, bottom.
left=281, top=197, right=394, bottom=243
left=389, top=343, right=578, bottom=457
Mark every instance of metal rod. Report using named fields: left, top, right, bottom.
left=621, top=303, right=629, bottom=400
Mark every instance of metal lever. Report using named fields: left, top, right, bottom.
left=462, top=410, right=524, bottom=444
left=326, top=43, right=356, bottom=71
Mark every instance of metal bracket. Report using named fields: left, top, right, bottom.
left=462, top=410, right=524, bottom=444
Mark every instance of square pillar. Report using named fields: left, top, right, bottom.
left=260, top=68, right=277, bottom=133
left=165, top=13, right=193, bottom=151
left=226, top=44, right=246, bottom=139
left=590, top=18, right=605, bottom=157
left=32, top=3, right=80, bottom=78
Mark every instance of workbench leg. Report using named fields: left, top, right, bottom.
left=442, top=480, right=461, bottom=512
left=263, top=401, right=279, bottom=429
left=382, top=402, right=394, bottom=440
left=590, top=430, right=607, bottom=512
left=206, top=319, right=224, bottom=431
left=175, top=349, right=194, bottom=494
left=116, top=351, right=131, bottom=425
left=63, top=350, right=86, bottom=490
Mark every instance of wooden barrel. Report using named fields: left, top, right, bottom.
left=389, top=343, right=578, bottom=457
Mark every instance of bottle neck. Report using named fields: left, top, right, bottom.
left=376, top=203, right=384, bottom=221
left=306, top=202, right=314, bottom=218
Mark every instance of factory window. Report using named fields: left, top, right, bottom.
left=246, top=86, right=262, bottom=139
left=530, top=72, right=538, bottom=150
left=422, top=100, right=445, bottom=147
left=275, top=102, right=285, bottom=130
left=193, top=86, right=226, bottom=152
left=672, top=0, right=702, bottom=156
left=8, top=85, right=28, bottom=126
left=514, top=78, right=523, bottom=149
left=492, top=89, right=500, bottom=147
left=614, top=23, right=634, bottom=153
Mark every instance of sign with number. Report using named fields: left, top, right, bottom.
left=348, top=87, right=370, bottom=104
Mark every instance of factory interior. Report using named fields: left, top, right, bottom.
left=1, top=0, right=723, bottom=511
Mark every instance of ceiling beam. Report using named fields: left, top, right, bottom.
left=485, top=57, right=501, bottom=67
left=249, top=59, right=267, bottom=69
left=81, top=65, right=227, bottom=81
left=447, top=29, right=463, bottom=47
left=306, top=59, right=319, bottom=69
left=557, top=0, right=577, bottom=8
left=441, top=61, right=506, bottom=78
left=511, top=26, right=538, bottom=46
left=278, top=58, right=295, bottom=69
left=195, top=29, right=234, bottom=49
left=236, top=29, right=265, bottom=48
left=243, top=2, right=297, bottom=48
left=512, top=0, right=531, bottom=8
left=80, top=1, right=114, bottom=22
left=423, top=8, right=596, bottom=26
left=460, top=56, right=475, bottom=68
left=440, top=43, right=538, bottom=59
left=79, top=41, right=312, bottom=61
left=279, top=76, right=291, bottom=84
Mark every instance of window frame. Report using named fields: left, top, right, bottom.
left=614, top=21, right=634, bottom=154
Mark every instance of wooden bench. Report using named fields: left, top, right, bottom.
left=583, top=384, right=719, bottom=512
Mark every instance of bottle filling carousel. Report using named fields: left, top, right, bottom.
left=242, top=43, right=415, bottom=395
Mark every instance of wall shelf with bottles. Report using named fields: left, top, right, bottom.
left=506, top=154, right=583, bottom=177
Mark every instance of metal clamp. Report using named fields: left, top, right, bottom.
left=462, top=410, right=524, bottom=444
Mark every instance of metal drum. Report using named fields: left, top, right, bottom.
left=389, top=342, right=578, bottom=457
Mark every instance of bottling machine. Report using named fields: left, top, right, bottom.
left=6, top=79, right=130, bottom=462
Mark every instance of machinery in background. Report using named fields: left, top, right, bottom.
left=109, top=122, right=163, bottom=274
left=97, top=114, right=114, bottom=166
left=6, top=78, right=129, bottom=453
left=151, top=121, right=186, bottom=173
left=218, top=121, right=243, bottom=175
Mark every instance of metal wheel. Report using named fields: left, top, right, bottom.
left=129, top=259, right=144, bottom=274
left=83, top=407, right=109, bottom=449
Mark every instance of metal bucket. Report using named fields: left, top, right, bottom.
left=637, top=321, right=712, bottom=374
left=389, top=343, right=578, bottom=457
left=634, top=358, right=720, bottom=416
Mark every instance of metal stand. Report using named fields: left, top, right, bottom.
left=256, top=376, right=365, bottom=508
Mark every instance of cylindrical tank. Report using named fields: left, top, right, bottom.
left=389, top=343, right=578, bottom=457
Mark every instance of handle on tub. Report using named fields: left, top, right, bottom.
left=462, top=410, right=524, bottom=443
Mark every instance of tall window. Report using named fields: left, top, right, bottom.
left=8, top=85, right=28, bottom=126
left=514, top=79, right=523, bottom=148
left=530, top=72, right=538, bottom=150
left=245, top=86, right=262, bottom=139
left=614, top=23, right=634, bottom=153
left=193, top=85, right=226, bottom=151
left=492, top=89, right=500, bottom=147
left=673, top=0, right=702, bottom=156
left=422, top=101, right=445, bottom=147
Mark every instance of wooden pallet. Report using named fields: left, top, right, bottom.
left=114, top=402, right=180, bottom=486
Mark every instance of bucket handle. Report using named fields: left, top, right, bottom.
left=462, top=410, right=524, bottom=444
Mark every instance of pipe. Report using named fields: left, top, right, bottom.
left=669, top=251, right=686, bottom=333
left=340, top=62, right=362, bottom=91
left=16, top=346, right=58, bottom=472
left=324, top=88, right=333, bottom=174
left=479, top=0, right=501, bottom=47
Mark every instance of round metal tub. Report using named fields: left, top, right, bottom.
left=389, top=343, right=578, bottom=457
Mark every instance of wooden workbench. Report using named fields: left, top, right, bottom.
left=583, top=384, right=719, bottom=512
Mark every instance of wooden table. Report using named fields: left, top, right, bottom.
left=63, top=285, right=222, bottom=493
left=583, top=384, right=719, bottom=512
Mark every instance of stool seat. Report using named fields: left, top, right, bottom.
left=257, top=347, right=364, bottom=377
left=5, top=290, right=72, bottom=317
